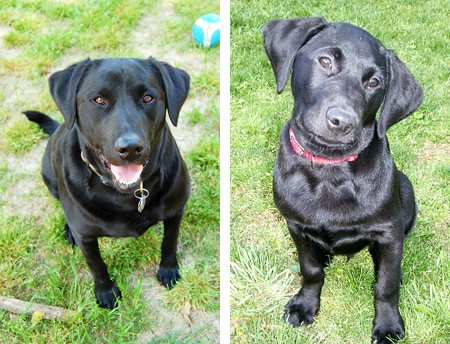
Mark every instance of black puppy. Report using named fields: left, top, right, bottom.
left=264, top=18, right=423, bottom=343
left=25, top=57, right=190, bottom=309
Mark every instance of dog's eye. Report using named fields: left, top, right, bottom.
left=143, top=95, right=153, bottom=103
left=367, top=77, right=380, bottom=88
left=93, top=97, right=106, bottom=105
left=319, top=57, right=332, bottom=70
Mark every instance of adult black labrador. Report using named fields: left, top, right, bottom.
left=264, top=17, right=423, bottom=343
left=25, top=57, right=190, bottom=309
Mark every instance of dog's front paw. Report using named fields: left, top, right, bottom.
left=157, top=267, right=180, bottom=289
left=372, top=310, right=404, bottom=343
left=371, top=324, right=404, bottom=344
left=95, top=285, right=122, bottom=309
left=283, top=294, right=319, bottom=326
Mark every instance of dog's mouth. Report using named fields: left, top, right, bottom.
left=292, top=121, right=360, bottom=158
left=309, top=131, right=358, bottom=148
left=100, top=155, right=147, bottom=191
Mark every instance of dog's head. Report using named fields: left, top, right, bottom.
left=263, top=17, right=423, bottom=158
left=49, top=57, right=190, bottom=192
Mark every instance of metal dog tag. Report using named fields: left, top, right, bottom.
left=134, top=182, right=149, bottom=213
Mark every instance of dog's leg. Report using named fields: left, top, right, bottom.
left=369, top=245, right=380, bottom=280
left=76, top=237, right=121, bottom=309
left=284, top=222, right=328, bottom=326
left=371, top=240, right=405, bottom=343
left=157, top=213, right=183, bottom=288
left=64, top=224, right=77, bottom=247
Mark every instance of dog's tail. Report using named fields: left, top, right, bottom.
left=23, top=111, right=60, bottom=136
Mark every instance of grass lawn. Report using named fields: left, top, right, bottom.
left=0, top=0, right=219, bottom=343
left=231, top=0, right=449, bottom=343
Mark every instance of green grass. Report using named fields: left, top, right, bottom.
left=0, top=0, right=219, bottom=342
left=0, top=0, right=151, bottom=76
left=2, top=120, right=46, bottom=153
left=231, top=0, right=449, bottom=343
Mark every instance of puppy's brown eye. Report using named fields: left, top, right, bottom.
left=367, top=77, right=380, bottom=88
left=319, top=57, right=332, bottom=70
left=143, top=95, right=153, bottom=103
left=94, top=97, right=106, bottom=105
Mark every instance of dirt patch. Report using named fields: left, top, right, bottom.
left=132, top=5, right=208, bottom=76
left=168, top=93, right=216, bottom=155
left=1, top=141, right=50, bottom=221
left=417, top=142, right=450, bottom=164
left=135, top=277, right=219, bottom=343
left=0, top=76, right=42, bottom=118
left=0, top=26, right=20, bottom=61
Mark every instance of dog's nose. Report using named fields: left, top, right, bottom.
left=115, top=134, right=144, bottom=159
left=326, top=107, right=357, bottom=135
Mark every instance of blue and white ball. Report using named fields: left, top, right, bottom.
left=192, top=13, right=220, bottom=47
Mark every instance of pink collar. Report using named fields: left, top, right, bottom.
left=289, top=128, right=357, bottom=167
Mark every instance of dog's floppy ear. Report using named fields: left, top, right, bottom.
left=153, top=60, right=190, bottom=127
left=48, top=58, right=91, bottom=129
left=377, top=51, right=423, bottom=138
left=263, top=17, right=327, bottom=93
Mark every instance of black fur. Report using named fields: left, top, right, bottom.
left=264, top=17, right=422, bottom=343
left=24, top=110, right=59, bottom=135
left=25, top=57, right=191, bottom=309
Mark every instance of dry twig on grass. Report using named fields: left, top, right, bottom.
left=0, top=296, right=77, bottom=322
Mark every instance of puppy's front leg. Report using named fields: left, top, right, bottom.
left=77, top=236, right=121, bottom=309
left=157, top=213, right=183, bottom=288
left=370, top=240, right=405, bottom=343
left=284, top=222, right=328, bottom=326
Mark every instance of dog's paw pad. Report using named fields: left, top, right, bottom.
left=283, top=295, right=318, bottom=327
left=283, top=309, right=315, bottom=327
left=157, top=267, right=181, bottom=289
left=371, top=327, right=404, bottom=344
left=95, top=285, right=122, bottom=309
left=372, top=308, right=404, bottom=343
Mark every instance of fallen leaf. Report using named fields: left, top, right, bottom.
left=31, top=311, right=45, bottom=324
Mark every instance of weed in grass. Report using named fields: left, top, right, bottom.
left=193, top=65, right=221, bottom=95
left=0, top=216, right=35, bottom=292
left=0, top=163, right=9, bottom=194
left=166, top=265, right=219, bottom=312
left=186, top=106, right=205, bottom=125
left=231, top=246, right=295, bottom=315
left=3, top=29, right=32, bottom=47
left=185, top=141, right=220, bottom=232
left=1, top=119, right=46, bottom=154
left=11, top=14, right=44, bottom=33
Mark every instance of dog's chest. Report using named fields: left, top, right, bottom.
left=95, top=206, right=163, bottom=238
left=300, top=224, right=374, bottom=254
left=275, top=168, right=367, bottom=222
left=275, top=163, right=390, bottom=254
left=66, top=189, right=166, bottom=238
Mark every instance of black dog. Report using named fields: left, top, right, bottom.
left=25, top=57, right=190, bottom=309
left=264, top=17, right=423, bottom=343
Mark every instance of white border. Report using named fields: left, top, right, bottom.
left=219, top=1, right=231, bottom=343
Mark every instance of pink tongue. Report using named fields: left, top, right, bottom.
left=110, top=164, right=144, bottom=184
